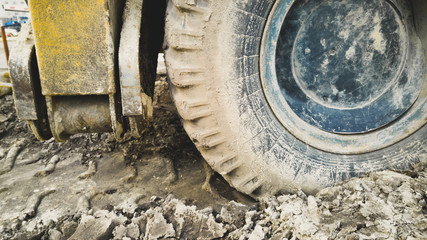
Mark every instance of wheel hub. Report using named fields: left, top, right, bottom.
left=261, top=0, right=426, bottom=153
left=293, top=1, right=405, bottom=110
left=275, top=0, right=421, bottom=133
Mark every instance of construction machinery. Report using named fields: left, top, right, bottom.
left=9, top=0, right=427, bottom=198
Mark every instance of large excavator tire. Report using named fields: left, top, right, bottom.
left=164, top=0, right=427, bottom=199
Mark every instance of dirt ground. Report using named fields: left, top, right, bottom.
left=0, top=76, right=426, bottom=239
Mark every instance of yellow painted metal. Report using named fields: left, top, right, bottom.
left=30, top=0, right=115, bottom=95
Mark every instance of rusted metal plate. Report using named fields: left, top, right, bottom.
left=10, top=23, right=53, bottom=140
left=46, top=95, right=112, bottom=142
left=29, top=0, right=115, bottom=95
left=119, top=0, right=158, bottom=119
left=118, top=0, right=165, bottom=137
left=119, top=0, right=145, bottom=116
left=9, top=23, right=37, bottom=120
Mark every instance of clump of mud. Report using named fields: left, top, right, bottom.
left=1, top=76, right=426, bottom=239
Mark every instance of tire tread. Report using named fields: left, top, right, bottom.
left=165, top=0, right=265, bottom=197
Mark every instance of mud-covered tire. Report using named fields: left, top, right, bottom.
left=164, top=0, right=427, bottom=198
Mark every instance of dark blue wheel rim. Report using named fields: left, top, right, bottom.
left=260, top=0, right=426, bottom=153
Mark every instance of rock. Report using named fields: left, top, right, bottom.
left=135, top=216, right=148, bottom=237
left=220, top=201, right=249, bottom=228
left=144, top=208, right=175, bottom=239
left=69, top=215, right=116, bottom=240
left=24, top=219, right=38, bottom=233
left=11, top=231, right=43, bottom=240
left=112, top=225, right=127, bottom=239
left=112, top=223, right=140, bottom=240
left=200, top=214, right=227, bottom=239
left=48, top=228, right=62, bottom=240
left=125, top=223, right=140, bottom=239
left=60, top=221, right=78, bottom=240
left=161, top=197, right=226, bottom=239
left=248, top=225, right=265, bottom=240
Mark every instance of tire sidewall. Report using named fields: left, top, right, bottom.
left=207, top=0, right=426, bottom=193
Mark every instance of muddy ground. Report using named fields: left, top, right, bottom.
left=0, top=75, right=426, bottom=239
